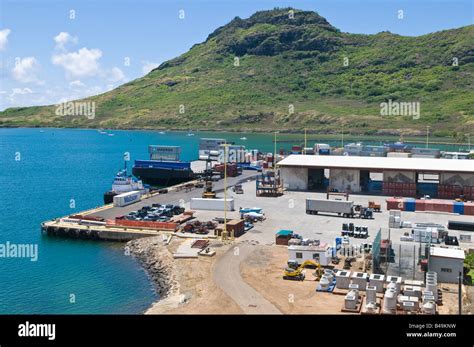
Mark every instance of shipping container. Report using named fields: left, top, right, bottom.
left=453, top=202, right=465, bottom=215
left=113, top=191, right=141, bottom=207
left=305, top=199, right=355, bottom=216
left=190, top=198, right=235, bottom=211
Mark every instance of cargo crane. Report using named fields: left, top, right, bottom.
left=201, top=150, right=219, bottom=199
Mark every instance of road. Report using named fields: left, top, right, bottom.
left=213, top=242, right=281, bottom=314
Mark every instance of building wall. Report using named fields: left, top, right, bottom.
left=383, top=170, right=416, bottom=183
left=429, top=256, right=464, bottom=283
left=288, top=248, right=331, bottom=266
left=281, top=167, right=308, bottom=190
left=329, top=169, right=361, bottom=192
left=440, top=173, right=474, bottom=186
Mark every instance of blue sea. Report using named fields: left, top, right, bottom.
left=0, top=128, right=467, bottom=314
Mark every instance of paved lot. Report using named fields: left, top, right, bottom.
left=89, top=171, right=258, bottom=220
left=190, top=180, right=474, bottom=248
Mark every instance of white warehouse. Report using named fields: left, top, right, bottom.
left=428, top=246, right=465, bottom=283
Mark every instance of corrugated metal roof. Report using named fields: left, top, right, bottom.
left=277, top=155, right=474, bottom=173
left=430, top=246, right=465, bottom=259
left=276, top=229, right=293, bottom=236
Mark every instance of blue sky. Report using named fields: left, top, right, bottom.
left=0, top=0, right=472, bottom=111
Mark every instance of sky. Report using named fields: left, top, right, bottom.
left=0, top=0, right=472, bottom=111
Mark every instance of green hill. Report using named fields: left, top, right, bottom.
left=1, top=8, right=473, bottom=136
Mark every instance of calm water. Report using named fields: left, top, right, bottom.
left=0, top=128, right=467, bottom=314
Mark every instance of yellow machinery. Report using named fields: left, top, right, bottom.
left=283, top=260, right=322, bottom=281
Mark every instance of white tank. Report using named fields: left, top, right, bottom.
left=366, top=285, right=377, bottom=303
left=422, top=301, right=436, bottom=315
left=324, top=269, right=334, bottom=282
left=426, top=280, right=438, bottom=301
left=319, top=275, right=330, bottom=289
left=365, top=301, right=377, bottom=313
left=383, top=289, right=397, bottom=313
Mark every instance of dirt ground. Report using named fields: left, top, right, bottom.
left=147, top=238, right=243, bottom=314
left=240, top=245, right=355, bottom=314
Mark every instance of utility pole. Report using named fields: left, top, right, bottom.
left=273, top=131, right=277, bottom=167
left=222, top=143, right=231, bottom=242
left=458, top=271, right=462, bottom=314
left=341, top=124, right=344, bottom=148
left=426, top=126, right=430, bottom=148
left=304, top=128, right=307, bottom=154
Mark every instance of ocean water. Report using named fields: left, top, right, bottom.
left=0, top=128, right=467, bottom=314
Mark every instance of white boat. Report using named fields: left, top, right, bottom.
left=187, top=133, right=195, bottom=136
left=240, top=137, right=247, bottom=140
left=108, top=133, right=115, bottom=136
left=112, top=169, right=145, bottom=193
left=104, top=168, right=148, bottom=204
left=159, top=131, right=166, bottom=135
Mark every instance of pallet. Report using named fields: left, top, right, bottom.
left=341, top=295, right=364, bottom=313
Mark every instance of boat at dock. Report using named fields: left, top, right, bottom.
left=103, top=165, right=148, bottom=204
left=132, top=145, right=195, bottom=187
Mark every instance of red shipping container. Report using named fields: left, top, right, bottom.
left=464, top=203, right=474, bottom=216
left=415, top=200, right=425, bottom=211
left=386, top=198, right=404, bottom=210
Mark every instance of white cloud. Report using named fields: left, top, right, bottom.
left=10, top=87, right=33, bottom=96
left=52, top=47, right=102, bottom=77
left=142, top=61, right=159, bottom=75
left=69, top=80, right=85, bottom=88
left=107, top=67, right=126, bottom=83
left=0, top=29, right=11, bottom=50
left=12, top=57, right=43, bottom=84
left=54, top=32, right=78, bottom=50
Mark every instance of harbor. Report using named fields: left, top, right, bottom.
left=37, top=133, right=474, bottom=316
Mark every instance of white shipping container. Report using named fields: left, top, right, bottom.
left=306, top=199, right=354, bottom=215
left=190, top=198, right=234, bottom=211
left=113, top=190, right=141, bottom=207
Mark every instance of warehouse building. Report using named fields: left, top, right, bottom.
left=277, top=155, right=474, bottom=197
left=428, top=246, right=465, bottom=283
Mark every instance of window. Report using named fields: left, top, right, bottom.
left=441, top=268, right=452, bottom=273
left=296, top=252, right=303, bottom=259
left=313, top=253, right=320, bottom=260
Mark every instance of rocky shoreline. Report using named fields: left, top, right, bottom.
left=126, top=236, right=180, bottom=311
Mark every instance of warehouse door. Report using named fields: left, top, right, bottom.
left=308, top=168, right=325, bottom=191
left=359, top=170, right=370, bottom=192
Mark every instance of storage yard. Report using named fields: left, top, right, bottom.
left=41, top=153, right=474, bottom=315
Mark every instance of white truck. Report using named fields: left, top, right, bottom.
left=113, top=191, right=141, bottom=207
left=306, top=198, right=358, bottom=218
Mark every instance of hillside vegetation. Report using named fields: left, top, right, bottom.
left=1, top=8, right=473, bottom=136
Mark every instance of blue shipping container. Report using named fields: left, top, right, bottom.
left=453, top=202, right=464, bottom=215
left=404, top=198, right=416, bottom=212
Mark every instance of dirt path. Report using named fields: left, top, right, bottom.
left=213, top=241, right=281, bottom=314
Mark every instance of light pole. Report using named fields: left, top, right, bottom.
left=222, top=143, right=231, bottom=242
left=426, top=126, right=430, bottom=148
left=274, top=131, right=278, bottom=167
left=341, top=124, right=344, bottom=148
left=304, top=128, right=307, bottom=154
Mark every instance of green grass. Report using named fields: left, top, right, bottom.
left=1, top=8, right=473, bottom=135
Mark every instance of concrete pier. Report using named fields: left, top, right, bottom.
left=41, top=170, right=258, bottom=242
